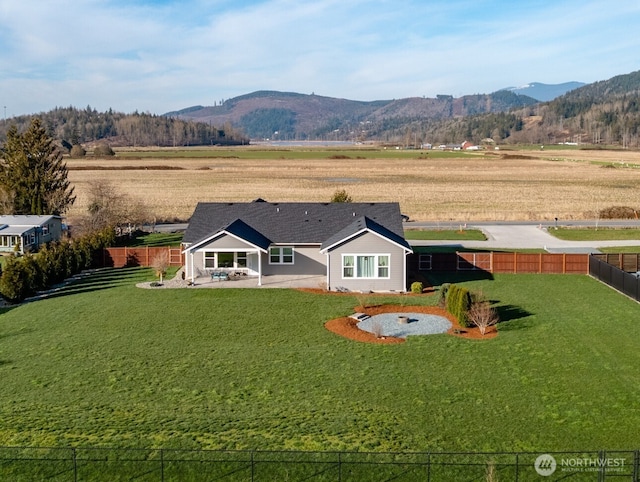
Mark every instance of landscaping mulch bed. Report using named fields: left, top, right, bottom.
left=324, top=304, right=497, bottom=344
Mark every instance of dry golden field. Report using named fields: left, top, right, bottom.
left=65, top=148, right=640, bottom=222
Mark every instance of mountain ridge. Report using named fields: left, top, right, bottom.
left=166, top=89, right=541, bottom=140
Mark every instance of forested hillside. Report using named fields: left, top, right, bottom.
left=169, top=90, right=538, bottom=141
left=412, top=70, right=640, bottom=147
left=0, top=106, right=248, bottom=148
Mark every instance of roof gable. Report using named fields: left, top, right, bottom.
left=320, top=216, right=412, bottom=253
left=184, top=218, right=271, bottom=252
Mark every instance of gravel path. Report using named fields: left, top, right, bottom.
left=357, top=313, right=452, bottom=339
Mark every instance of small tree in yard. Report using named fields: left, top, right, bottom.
left=468, top=299, right=500, bottom=336
left=330, top=189, right=352, bottom=203
left=151, top=250, right=171, bottom=284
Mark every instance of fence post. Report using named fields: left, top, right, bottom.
left=427, top=452, right=431, bottom=482
left=338, top=451, right=341, bottom=482
left=72, top=447, right=77, bottom=482
left=598, top=450, right=606, bottom=482
left=251, top=450, right=255, bottom=482
left=634, top=449, right=639, bottom=482
left=515, top=453, right=518, bottom=482
left=160, top=449, right=164, bottom=482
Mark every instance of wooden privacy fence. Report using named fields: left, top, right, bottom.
left=101, top=246, right=184, bottom=268
left=412, top=252, right=591, bottom=274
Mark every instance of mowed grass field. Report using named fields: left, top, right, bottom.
left=65, top=146, right=640, bottom=222
left=0, top=268, right=639, bottom=453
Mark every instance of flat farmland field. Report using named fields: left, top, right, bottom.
left=65, top=147, right=640, bottom=222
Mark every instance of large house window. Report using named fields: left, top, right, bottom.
left=217, top=252, right=234, bottom=268
left=342, top=254, right=390, bottom=279
left=204, top=251, right=249, bottom=269
left=269, top=246, right=294, bottom=264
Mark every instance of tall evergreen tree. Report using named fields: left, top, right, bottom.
left=0, top=118, right=75, bottom=215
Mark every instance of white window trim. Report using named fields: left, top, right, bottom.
left=269, top=246, right=295, bottom=265
left=341, top=253, right=390, bottom=279
left=203, top=250, right=250, bottom=269
left=418, top=254, right=432, bottom=271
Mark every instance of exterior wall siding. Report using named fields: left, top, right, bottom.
left=186, top=236, right=326, bottom=278
left=327, top=231, right=407, bottom=292
left=263, top=246, right=325, bottom=276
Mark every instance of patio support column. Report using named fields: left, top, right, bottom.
left=190, top=251, right=195, bottom=284
left=326, top=252, right=330, bottom=291
left=258, top=251, right=262, bottom=286
left=404, top=253, right=408, bottom=292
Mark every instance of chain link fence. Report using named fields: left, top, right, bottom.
left=1, top=447, right=638, bottom=481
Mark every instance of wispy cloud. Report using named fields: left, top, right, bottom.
left=1, top=0, right=639, bottom=115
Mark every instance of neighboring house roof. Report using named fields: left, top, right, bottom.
left=183, top=202, right=407, bottom=249
left=0, top=225, right=35, bottom=235
left=320, top=216, right=412, bottom=253
left=0, top=215, right=60, bottom=227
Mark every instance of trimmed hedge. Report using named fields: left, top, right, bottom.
left=0, top=228, right=115, bottom=304
left=444, top=283, right=472, bottom=328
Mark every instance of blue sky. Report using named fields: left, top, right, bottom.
left=1, top=0, right=639, bottom=116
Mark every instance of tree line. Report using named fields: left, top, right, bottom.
left=0, top=106, right=249, bottom=147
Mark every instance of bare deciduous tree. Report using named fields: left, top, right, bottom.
left=151, top=250, right=171, bottom=284
left=71, top=180, right=150, bottom=237
left=468, top=300, right=500, bottom=336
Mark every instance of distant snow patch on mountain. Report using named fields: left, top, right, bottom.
left=499, top=81, right=585, bottom=101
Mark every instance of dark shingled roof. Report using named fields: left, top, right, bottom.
left=183, top=202, right=406, bottom=247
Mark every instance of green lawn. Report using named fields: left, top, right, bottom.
left=0, top=268, right=639, bottom=455
left=550, top=227, right=640, bottom=241
left=600, top=246, right=640, bottom=253
left=115, top=231, right=183, bottom=247
left=404, top=228, right=486, bottom=241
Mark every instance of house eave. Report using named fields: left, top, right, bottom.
left=182, top=230, right=269, bottom=254
left=320, top=228, right=413, bottom=254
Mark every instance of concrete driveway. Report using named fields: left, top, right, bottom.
left=411, top=224, right=640, bottom=252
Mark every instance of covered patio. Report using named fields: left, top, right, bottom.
left=187, top=272, right=326, bottom=289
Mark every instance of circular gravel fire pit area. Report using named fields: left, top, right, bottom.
left=357, top=313, right=452, bottom=339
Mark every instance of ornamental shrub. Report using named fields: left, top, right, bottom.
left=456, top=287, right=472, bottom=327
left=446, top=284, right=460, bottom=315
left=411, top=281, right=423, bottom=294
left=438, top=283, right=451, bottom=307
left=0, top=257, right=32, bottom=303
left=445, top=284, right=472, bottom=328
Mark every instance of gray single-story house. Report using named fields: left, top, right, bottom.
left=182, top=201, right=413, bottom=292
left=0, top=215, right=64, bottom=254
